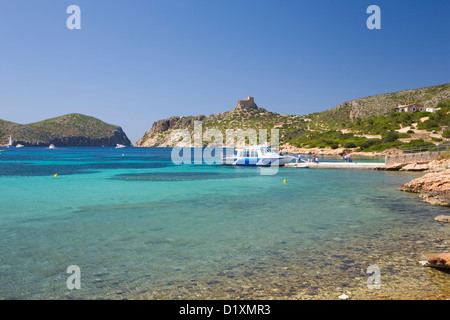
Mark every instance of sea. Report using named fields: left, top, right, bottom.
left=0, top=147, right=449, bottom=300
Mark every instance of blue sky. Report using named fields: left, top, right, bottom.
left=0, top=0, right=449, bottom=142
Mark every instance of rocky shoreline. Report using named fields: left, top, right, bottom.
left=395, top=157, right=450, bottom=207
left=394, top=156, right=450, bottom=274
left=399, top=169, right=450, bottom=207
left=283, top=143, right=389, bottom=157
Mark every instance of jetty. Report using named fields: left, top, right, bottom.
left=285, top=162, right=385, bottom=170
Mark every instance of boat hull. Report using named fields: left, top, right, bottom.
left=222, top=156, right=295, bottom=166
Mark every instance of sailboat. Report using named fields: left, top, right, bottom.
left=8, top=135, right=24, bottom=148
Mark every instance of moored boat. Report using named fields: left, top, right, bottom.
left=222, top=145, right=295, bottom=166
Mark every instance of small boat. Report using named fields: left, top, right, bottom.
left=0, top=149, right=4, bottom=154
left=294, top=162, right=309, bottom=168
left=293, top=156, right=309, bottom=168
left=222, top=145, right=295, bottom=166
left=115, top=144, right=126, bottom=149
left=7, top=136, right=23, bottom=148
left=48, top=144, right=55, bottom=149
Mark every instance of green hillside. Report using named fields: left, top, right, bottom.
left=136, top=83, right=450, bottom=152
left=0, top=113, right=131, bottom=147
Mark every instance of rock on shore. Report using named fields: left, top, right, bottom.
left=399, top=169, right=450, bottom=207
left=434, top=215, right=450, bottom=223
left=425, top=253, right=450, bottom=269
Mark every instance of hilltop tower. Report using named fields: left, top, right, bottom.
left=235, top=97, right=258, bottom=110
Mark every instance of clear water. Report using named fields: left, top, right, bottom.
left=0, top=147, right=448, bottom=300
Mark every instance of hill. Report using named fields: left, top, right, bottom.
left=135, top=97, right=308, bottom=147
left=135, top=84, right=450, bottom=153
left=309, top=83, right=450, bottom=128
left=0, top=113, right=132, bottom=147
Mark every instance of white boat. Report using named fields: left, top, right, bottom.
left=292, top=156, right=309, bottom=168
left=115, top=144, right=126, bottom=149
left=16, top=144, right=24, bottom=148
left=294, top=162, right=309, bottom=168
left=222, top=145, right=295, bottom=166
left=48, top=144, right=55, bottom=149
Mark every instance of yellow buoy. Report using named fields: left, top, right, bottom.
left=283, top=179, right=286, bottom=183
left=54, top=174, right=58, bottom=178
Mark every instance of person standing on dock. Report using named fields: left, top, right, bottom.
left=344, top=153, right=352, bottom=162
left=312, top=154, right=319, bottom=163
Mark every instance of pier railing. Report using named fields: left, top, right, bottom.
left=399, top=142, right=450, bottom=154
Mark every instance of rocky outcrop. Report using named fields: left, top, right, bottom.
left=421, top=190, right=450, bottom=206
left=384, top=163, right=408, bottom=171
left=385, top=162, right=430, bottom=171
left=384, top=156, right=450, bottom=172
left=399, top=163, right=429, bottom=171
left=399, top=169, right=450, bottom=206
left=135, top=115, right=206, bottom=147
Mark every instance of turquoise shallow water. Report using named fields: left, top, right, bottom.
left=0, top=147, right=449, bottom=299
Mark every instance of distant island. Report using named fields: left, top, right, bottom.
left=135, top=83, right=450, bottom=153
left=0, top=113, right=132, bottom=147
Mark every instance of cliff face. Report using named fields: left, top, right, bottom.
left=135, top=115, right=206, bottom=147
left=0, top=114, right=132, bottom=147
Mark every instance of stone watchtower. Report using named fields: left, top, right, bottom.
left=235, top=97, right=258, bottom=110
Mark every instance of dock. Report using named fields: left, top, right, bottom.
left=285, top=162, right=385, bottom=170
